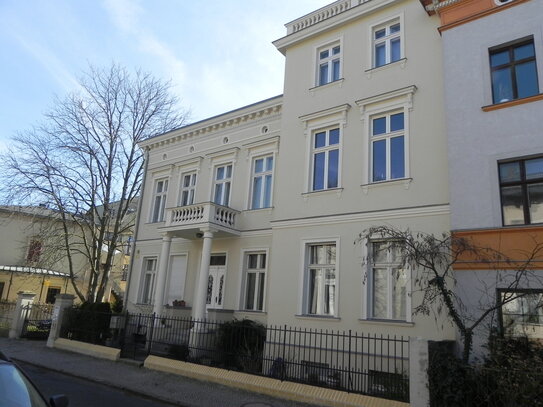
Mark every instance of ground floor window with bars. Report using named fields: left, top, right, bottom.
left=305, top=243, right=336, bottom=316
left=369, top=241, right=408, bottom=321
left=242, top=252, right=267, bottom=311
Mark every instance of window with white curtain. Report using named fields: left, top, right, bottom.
left=305, top=243, right=336, bottom=316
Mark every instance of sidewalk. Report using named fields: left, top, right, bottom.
left=0, top=337, right=316, bottom=407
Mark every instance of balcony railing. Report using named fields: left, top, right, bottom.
left=164, top=202, right=239, bottom=233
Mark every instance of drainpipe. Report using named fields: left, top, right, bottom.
left=123, top=147, right=149, bottom=312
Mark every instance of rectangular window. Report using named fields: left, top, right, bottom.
left=373, top=20, right=401, bottom=68
left=243, top=252, right=267, bottom=311
left=179, top=172, right=197, bottom=206
left=312, top=128, right=340, bottom=191
left=500, top=290, right=543, bottom=339
left=305, top=243, right=336, bottom=316
left=371, top=112, right=405, bottom=182
left=151, top=179, right=168, bottom=222
left=490, top=37, right=539, bottom=104
left=141, top=258, right=157, bottom=304
left=213, top=164, right=232, bottom=206
left=369, top=241, right=407, bottom=320
left=499, top=157, right=543, bottom=225
left=317, top=43, right=341, bottom=86
left=26, top=239, right=43, bottom=263
left=45, top=287, right=61, bottom=304
left=251, top=156, right=273, bottom=209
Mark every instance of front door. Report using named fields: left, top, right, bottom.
left=206, top=255, right=226, bottom=310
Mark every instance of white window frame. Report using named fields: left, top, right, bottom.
left=179, top=171, right=197, bottom=206
left=356, top=86, right=416, bottom=187
left=140, top=257, right=157, bottom=305
left=316, top=41, right=342, bottom=86
left=240, top=250, right=268, bottom=312
left=250, top=155, right=274, bottom=209
left=310, top=127, right=341, bottom=191
left=300, top=104, right=349, bottom=195
left=212, top=163, right=233, bottom=207
left=369, top=15, right=404, bottom=69
left=299, top=238, right=340, bottom=317
left=367, top=240, right=411, bottom=322
left=370, top=110, right=406, bottom=182
left=150, top=178, right=169, bottom=222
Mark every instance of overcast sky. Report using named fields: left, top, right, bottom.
left=0, top=0, right=332, bottom=149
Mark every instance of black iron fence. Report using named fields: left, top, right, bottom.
left=21, top=303, right=54, bottom=339
left=59, top=310, right=409, bottom=402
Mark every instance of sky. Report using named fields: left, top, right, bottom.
left=0, top=0, right=332, bottom=150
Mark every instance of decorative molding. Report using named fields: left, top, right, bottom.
left=355, top=85, right=417, bottom=117
left=360, top=178, right=413, bottom=194
left=271, top=204, right=450, bottom=229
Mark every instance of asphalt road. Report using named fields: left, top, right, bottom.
left=19, top=362, right=179, bottom=407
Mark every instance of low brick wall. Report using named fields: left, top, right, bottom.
left=54, top=338, right=120, bottom=361
left=144, top=355, right=409, bottom=407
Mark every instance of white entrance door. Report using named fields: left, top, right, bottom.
left=206, top=254, right=226, bottom=310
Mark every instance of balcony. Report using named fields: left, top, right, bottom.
left=162, top=202, right=240, bottom=238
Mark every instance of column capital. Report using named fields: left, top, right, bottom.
left=199, top=227, right=216, bottom=238
left=161, top=232, right=173, bottom=241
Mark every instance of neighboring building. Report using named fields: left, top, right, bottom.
left=127, top=0, right=454, bottom=344
left=421, top=0, right=543, bottom=357
left=0, top=206, right=85, bottom=303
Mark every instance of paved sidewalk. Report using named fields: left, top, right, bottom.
left=0, top=337, right=317, bottom=407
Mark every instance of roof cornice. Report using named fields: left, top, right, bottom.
left=140, top=96, right=283, bottom=151
left=273, top=0, right=404, bottom=55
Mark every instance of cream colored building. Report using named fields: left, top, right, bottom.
left=0, top=206, right=85, bottom=303
left=127, top=0, right=454, bottom=341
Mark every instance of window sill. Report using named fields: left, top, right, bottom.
left=360, top=178, right=412, bottom=194
left=302, top=188, right=343, bottom=201
left=365, top=58, right=407, bottom=78
left=359, top=318, right=414, bottom=327
left=296, top=314, right=341, bottom=321
left=482, top=93, right=543, bottom=112
left=236, top=310, right=267, bottom=315
left=309, top=78, right=345, bottom=94
left=243, top=207, right=274, bottom=214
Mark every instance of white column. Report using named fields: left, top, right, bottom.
left=192, top=229, right=214, bottom=320
left=9, top=292, right=36, bottom=339
left=152, top=233, right=172, bottom=315
left=46, top=294, right=75, bottom=348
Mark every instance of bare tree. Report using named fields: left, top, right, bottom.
left=1, top=64, right=189, bottom=303
left=357, top=225, right=543, bottom=363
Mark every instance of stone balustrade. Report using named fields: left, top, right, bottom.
left=165, top=202, right=239, bottom=232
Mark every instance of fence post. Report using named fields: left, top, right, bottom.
left=46, top=294, right=75, bottom=348
left=409, top=337, right=430, bottom=407
left=9, top=292, right=36, bottom=339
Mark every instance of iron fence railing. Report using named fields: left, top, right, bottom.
left=21, top=303, right=54, bottom=339
left=59, top=310, right=409, bottom=402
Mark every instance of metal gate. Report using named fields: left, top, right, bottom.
left=21, top=303, right=54, bottom=340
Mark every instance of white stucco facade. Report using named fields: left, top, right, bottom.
left=127, top=0, right=454, bottom=343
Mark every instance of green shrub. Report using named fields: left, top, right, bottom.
left=216, top=319, right=266, bottom=372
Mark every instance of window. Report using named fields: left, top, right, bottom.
left=371, top=112, right=405, bottom=182
left=500, top=290, right=543, bottom=339
left=141, top=258, right=157, bottom=304
left=305, top=243, right=336, bottom=316
left=45, top=287, right=61, bottom=304
left=490, top=38, right=539, bottom=104
left=26, top=239, right=42, bottom=263
left=213, top=164, right=232, bottom=206
left=151, top=179, right=168, bottom=222
left=312, top=128, right=340, bottom=191
left=317, top=43, right=341, bottom=86
left=499, top=157, right=543, bottom=225
left=251, top=156, right=273, bottom=209
left=121, top=264, right=129, bottom=281
left=242, top=252, right=267, bottom=311
left=369, top=241, right=407, bottom=320
left=179, top=172, right=197, bottom=206
left=373, top=20, right=401, bottom=68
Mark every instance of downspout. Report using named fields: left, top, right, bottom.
left=122, top=146, right=149, bottom=312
